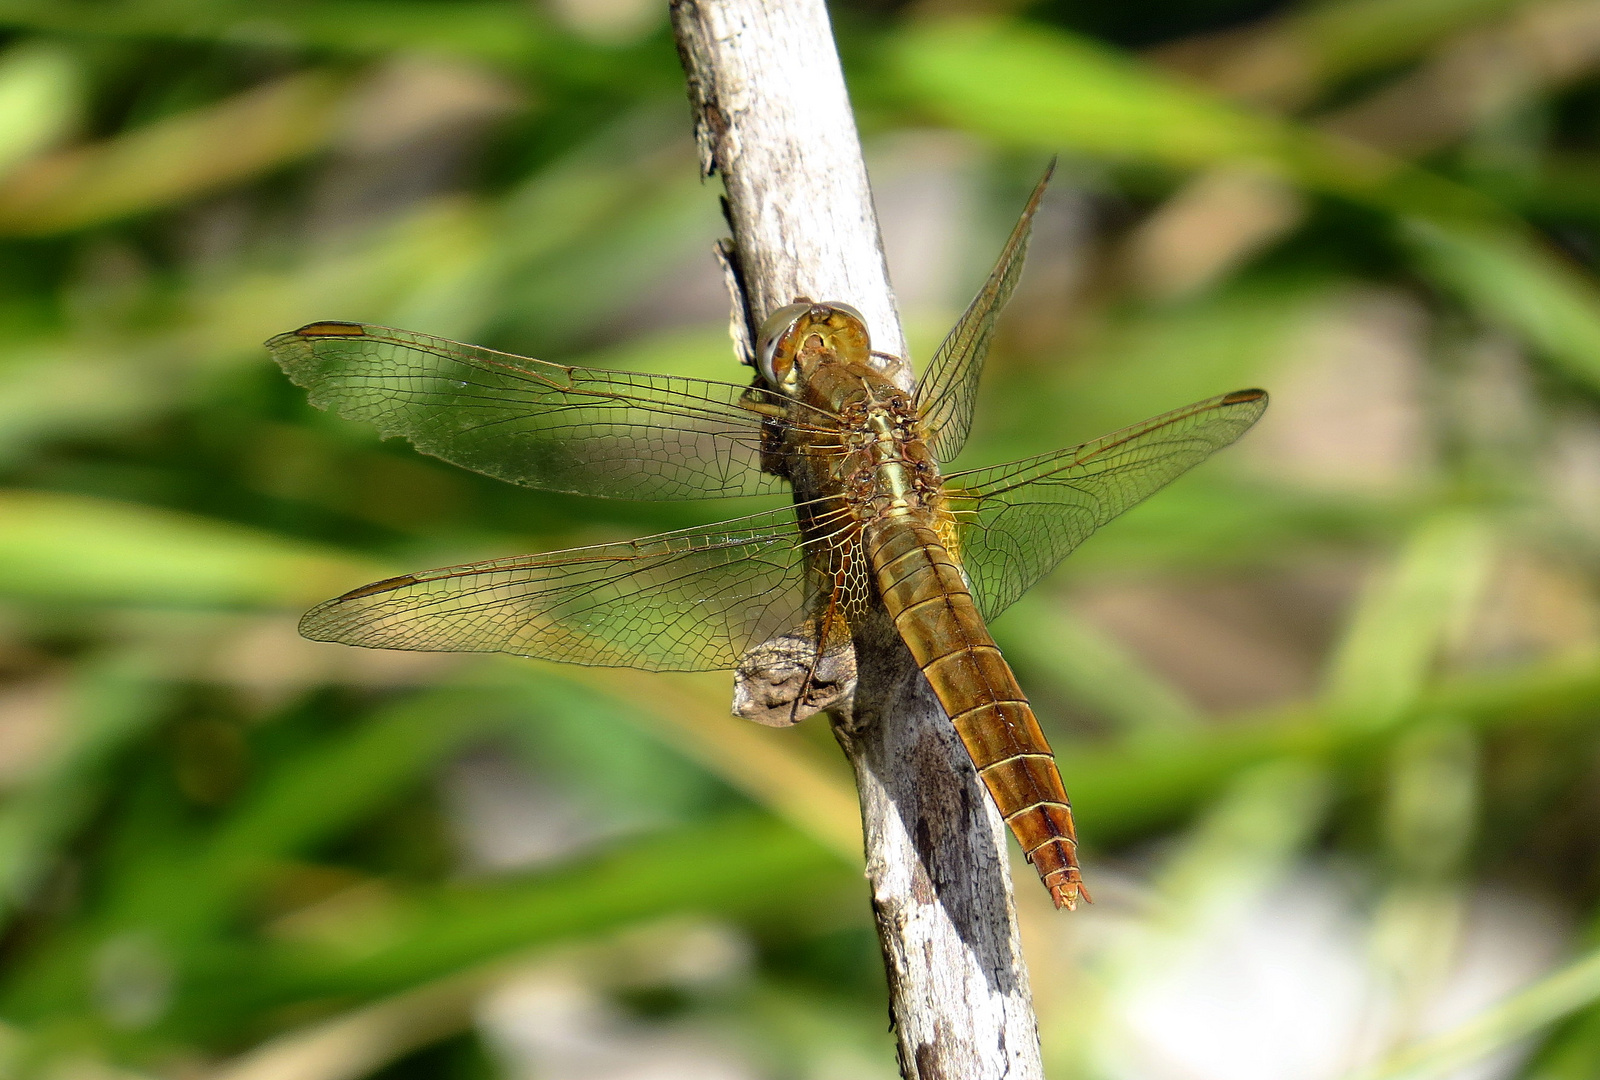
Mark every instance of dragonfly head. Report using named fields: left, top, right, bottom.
left=756, top=301, right=871, bottom=394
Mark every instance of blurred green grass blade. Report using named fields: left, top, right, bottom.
left=0, top=489, right=385, bottom=608
left=200, top=688, right=518, bottom=883
left=1403, top=219, right=1600, bottom=392
left=0, top=1, right=546, bottom=63
left=0, top=220, right=457, bottom=458
left=0, top=342, right=171, bottom=464
left=205, top=960, right=501, bottom=1080
left=889, top=16, right=1447, bottom=205
left=1341, top=943, right=1600, bottom=1080
left=177, top=816, right=847, bottom=1031
left=491, top=115, right=697, bottom=270
left=0, top=117, right=701, bottom=461
left=1055, top=476, right=1395, bottom=576
left=983, top=277, right=1328, bottom=460
left=499, top=670, right=734, bottom=829
left=892, top=19, right=1288, bottom=170
left=1321, top=513, right=1495, bottom=728
left=1152, top=759, right=1329, bottom=922
left=997, top=592, right=1200, bottom=736
left=891, top=18, right=1600, bottom=393
left=1380, top=720, right=1478, bottom=878
left=534, top=664, right=864, bottom=861
left=486, top=151, right=717, bottom=349
left=1522, top=1005, right=1600, bottom=1080
left=1270, top=0, right=1527, bottom=95
left=0, top=70, right=347, bottom=235
left=1069, top=653, right=1600, bottom=842
left=0, top=656, right=171, bottom=926
left=0, top=684, right=523, bottom=1021
left=191, top=199, right=496, bottom=357
left=294, top=815, right=840, bottom=997
left=0, top=42, right=81, bottom=181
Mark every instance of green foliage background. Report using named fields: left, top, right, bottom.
left=4, top=0, right=1600, bottom=1077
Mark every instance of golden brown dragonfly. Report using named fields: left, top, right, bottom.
left=267, top=173, right=1266, bottom=910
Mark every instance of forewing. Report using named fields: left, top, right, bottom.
left=945, top=390, right=1268, bottom=621
left=914, top=162, right=1053, bottom=463
left=267, top=322, right=809, bottom=499
left=301, top=506, right=849, bottom=672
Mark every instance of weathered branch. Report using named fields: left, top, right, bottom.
left=670, top=3, right=1046, bottom=1077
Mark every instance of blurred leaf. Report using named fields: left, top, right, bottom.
left=1052, top=475, right=1395, bottom=576
left=1069, top=653, right=1600, bottom=842
left=1008, top=276, right=1328, bottom=448
left=1284, top=0, right=1526, bottom=91
left=891, top=18, right=1600, bottom=394
left=0, top=341, right=171, bottom=465
left=0, top=656, right=171, bottom=925
left=1403, top=218, right=1600, bottom=392
left=1322, top=513, right=1495, bottom=728
left=1382, top=721, right=1479, bottom=876
left=890, top=16, right=1449, bottom=205
left=1365, top=721, right=1479, bottom=1035
left=0, top=1, right=547, bottom=63
left=0, top=41, right=82, bottom=181
left=1340, top=942, right=1600, bottom=1080
left=0, top=206, right=491, bottom=461
left=178, top=815, right=846, bottom=1034
left=0, top=682, right=524, bottom=1022
left=894, top=19, right=1288, bottom=170
left=206, top=960, right=497, bottom=1080
left=545, top=665, right=863, bottom=860
left=0, top=114, right=706, bottom=463
left=997, top=592, right=1201, bottom=736
left=198, top=688, right=512, bottom=883
left=1150, top=758, right=1329, bottom=926
left=1164, top=0, right=1531, bottom=109
left=1524, top=1005, right=1600, bottom=1080
left=0, top=489, right=385, bottom=608
left=0, top=70, right=348, bottom=235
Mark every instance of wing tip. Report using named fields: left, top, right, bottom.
left=297, top=574, right=420, bottom=642
left=1222, top=387, right=1268, bottom=406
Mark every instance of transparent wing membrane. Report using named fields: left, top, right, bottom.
left=267, top=322, right=828, bottom=500
left=300, top=503, right=867, bottom=673
left=945, top=390, right=1268, bottom=622
left=914, top=162, right=1054, bottom=463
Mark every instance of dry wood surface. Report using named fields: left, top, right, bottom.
left=670, top=2, right=1047, bottom=1076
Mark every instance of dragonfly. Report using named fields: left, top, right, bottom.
left=267, top=169, right=1266, bottom=910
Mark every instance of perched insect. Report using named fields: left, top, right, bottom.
left=267, top=169, right=1266, bottom=909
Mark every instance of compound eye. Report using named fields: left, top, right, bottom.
left=829, top=302, right=866, bottom=327
left=755, top=303, right=812, bottom=386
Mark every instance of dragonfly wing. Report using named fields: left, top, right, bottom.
left=944, top=390, right=1268, bottom=622
left=914, top=162, right=1052, bottom=464
left=267, top=322, right=810, bottom=499
left=300, top=505, right=853, bottom=673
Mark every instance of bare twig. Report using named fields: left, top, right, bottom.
left=670, top=2, right=1046, bottom=1077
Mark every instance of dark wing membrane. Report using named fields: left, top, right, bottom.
left=913, top=162, right=1053, bottom=463
left=267, top=322, right=813, bottom=499
left=944, top=390, right=1268, bottom=621
left=300, top=506, right=832, bottom=672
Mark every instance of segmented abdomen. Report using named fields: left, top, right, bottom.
left=865, top=515, right=1086, bottom=909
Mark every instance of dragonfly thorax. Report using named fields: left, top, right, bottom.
left=819, top=392, right=942, bottom=522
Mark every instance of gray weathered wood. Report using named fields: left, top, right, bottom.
left=670, top=3, right=1046, bottom=1077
